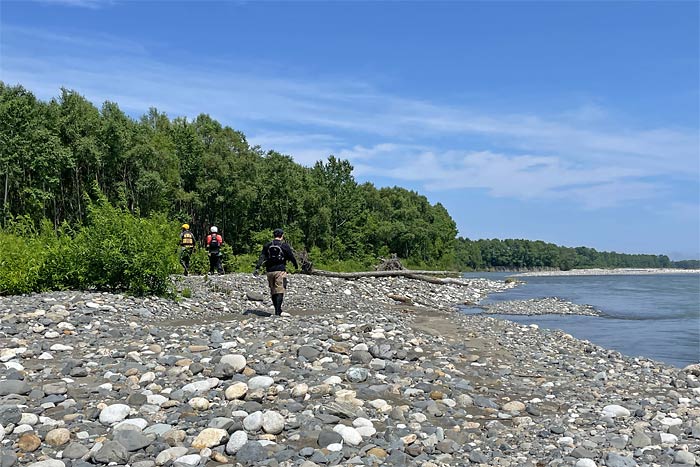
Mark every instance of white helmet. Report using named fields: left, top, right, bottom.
left=210, top=226, right=218, bottom=233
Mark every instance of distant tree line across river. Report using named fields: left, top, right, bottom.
left=1, top=82, right=695, bottom=287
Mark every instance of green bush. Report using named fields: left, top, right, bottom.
left=0, top=203, right=179, bottom=296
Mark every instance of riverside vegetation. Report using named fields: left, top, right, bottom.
left=1, top=83, right=697, bottom=297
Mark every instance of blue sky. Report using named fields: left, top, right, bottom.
left=1, top=0, right=698, bottom=259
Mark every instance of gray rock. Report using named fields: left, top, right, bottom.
left=605, top=452, right=637, bottom=467
left=0, top=406, right=21, bottom=425
left=235, top=441, right=266, bottom=464
left=113, top=430, right=153, bottom=451
left=62, top=442, right=90, bottom=459
left=317, top=431, right=342, bottom=448
left=92, top=441, right=129, bottom=464
left=346, top=367, right=369, bottom=383
left=0, top=381, right=30, bottom=396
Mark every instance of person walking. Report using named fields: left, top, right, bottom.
left=254, top=228, right=298, bottom=316
left=206, top=226, right=224, bottom=275
left=179, top=224, right=196, bottom=276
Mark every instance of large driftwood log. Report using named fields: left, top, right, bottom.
left=305, top=269, right=467, bottom=285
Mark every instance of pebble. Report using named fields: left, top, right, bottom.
left=0, top=272, right=695, bottom=467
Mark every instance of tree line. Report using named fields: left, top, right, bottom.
left=0, top=82, right=692, bottom=281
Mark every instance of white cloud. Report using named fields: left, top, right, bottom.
left=1, top=24, right=698, bottom=209
left=31, top=0, right=115, bottom=9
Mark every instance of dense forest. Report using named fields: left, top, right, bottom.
left=0, top=83, right=694, bottom=293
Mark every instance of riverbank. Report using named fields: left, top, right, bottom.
left=514, top=268, right=700, bottom=277
left=0, top=273, right=698, bottom=466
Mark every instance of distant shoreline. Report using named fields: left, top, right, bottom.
left=513, top=268, right=700, bottom=277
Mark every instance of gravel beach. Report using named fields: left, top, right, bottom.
left=1, top=273, right=698, bottom=467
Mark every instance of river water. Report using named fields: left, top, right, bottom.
left=460, top=272, right=700, bottom=368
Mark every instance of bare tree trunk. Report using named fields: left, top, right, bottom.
left=3, top=169, right=8, bottom=223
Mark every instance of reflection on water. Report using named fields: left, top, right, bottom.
left=460, top=272, right=700, bottom=368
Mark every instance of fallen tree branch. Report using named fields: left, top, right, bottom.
left=305, top=269, right=465, bottom=285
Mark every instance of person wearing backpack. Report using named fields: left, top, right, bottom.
left=179, top=224, right=196, bottom=276
left=206, top=226, right=224, bottom=275
left=253, top=228, right=299, bottom=316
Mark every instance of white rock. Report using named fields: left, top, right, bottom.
left=44, top=331, right=60, bottom=339
left=291, top=383, right=308, bottom=398
left=224, top=382, right=248, bottom=400
left=333, top=425, right=362, bottom=446
left=575, top=460, right=597, bottom=467
left=189, top=397, right=210, bottom=410
left=114, top=418, right=148, bottom=431
left=173, top=454, right=201, bottom=466
left=243, top=411, right=263, bottom=432
left=660, top=417, right=683, bottom=426
left=20, top=413, right=39, bottom=425
left=140, top=372, right=156, bottom=384
left=147, top=394, right=169, bottom=406
left=0, top=424, right=4, bottom=442
left=262, top=411, right=285, bottom=434
left=353, top=417, right=373, bottom=428
left=4, top=361, right=24, bottom=371
left=99, top=404, right=131, bottom=424
left=326, top=442, right=343, bottom=452
left=156, top=447, right=188, bottom=465
left=225, top=430, right=248, bottom=454
left=0, top=349, right=18, bottom=362
left=323, top=376, right=342, bottom=385
left=602, top=404, right=630, bottom=418
left=356, top=425, right=376, bottom=437
left=220, top=354, right=246, bottom=372
left=49, top=344, right=73, bottom=351
left=38, top=352, right=54, bottom=360
left=248, top=375, right=274, bottom=390
left=181, top=378, right=219, bottom=394
left=660, top=433, right=678, bottom=445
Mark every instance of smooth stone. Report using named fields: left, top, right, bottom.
left=155, top=447, right=188, bottom=465
left=26, top=462, right=65, bottom=467
left=191, top=428, right=228, bottom=449
left=99, top=404, right=131, bottom=424
left=262, top=411, right=285, bottom=434
left=17, top=434, right=41, bottom=452
left=604, top=453, right=637, bottom=467
left=113, top=430, right=153, bottom=451
left=225, top=382, right=248, bottom=400
left=225, top=430, right=248, bottom=455
left=247, top=376, right=274, bottom=390
left=92, top=440, right=129, bottom=464
left=602, top=405, right=631, bottom=418
left=235, top=441, right=266, bottom=463
left=0, top=381, right=30, bottom=396
left=220, top=354, right=246, bottom=372
left=45, top=428, right=71, bottom=446
left=62, top=442, right=90, bottom=459
left=243, top=411, right=263, bottom=432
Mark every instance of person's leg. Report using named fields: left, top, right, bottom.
left=271, top=294, right=282, bottom=315
left=209, top=254, right=216, bottom=274
left=217, top=254, right=224, bottom=274
left=182, top=249, right=190, bottom=276
left=277, top=293, right=284, bottom=315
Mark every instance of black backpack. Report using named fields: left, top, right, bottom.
left=209, top=234, right=220, bottom=250
left=267, top=241, right=285, bottom=262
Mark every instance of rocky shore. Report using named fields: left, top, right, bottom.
left=476, top=298, right=601, bottom=317
left=1, top=273, right=698, bottom=467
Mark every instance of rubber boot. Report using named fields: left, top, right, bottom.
left=277, top=294, right=284, bottom=315
left=273, top=294, right=285, bottom=315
